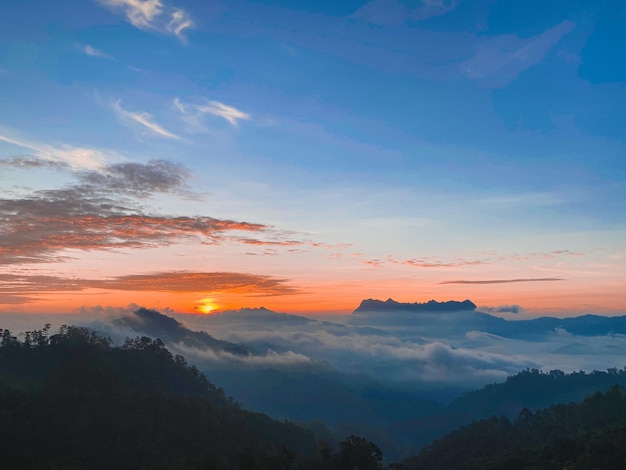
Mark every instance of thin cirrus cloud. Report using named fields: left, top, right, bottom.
left=0, top=133, right=105, bottom=169
left=174, top=98, right=251, bottom=128
left=98, top=0, right=194, bottom=42
left=378, top=255, right=487, bottom=268
left=439, top=278, right=565, bottom=284
left=113, top=100, right=181, bottom=139
left=0, top=158, right=272, bottom=265
left=412, top=0, right=460, bottom=21
left=236, top=238, right=304, bottom=247
left=351, top=0, right=459, bottom=26
left=401, top=258, right=487, bottom=268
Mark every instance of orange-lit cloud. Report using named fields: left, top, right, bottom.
left=0, top=158, right=275, bottom=264
left=0, top=213, right=266, bottom=264
left=87, top=271, right=299, bottom=295
left=236, top=238, right=304, bottom=247
left=0, top=271, right=299, bottom=305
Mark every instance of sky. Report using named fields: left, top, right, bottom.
left=0, top=0, right=624, bottom=316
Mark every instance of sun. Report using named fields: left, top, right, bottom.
left=196, top=297, right=219, bottom=314
left=200, top=304, right=215, bottom=314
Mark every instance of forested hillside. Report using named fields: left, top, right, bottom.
left=394, top=367, right=626, bottom=449
left=2, top=323, right=625, bottom=469
left=0, top=324, right=403, bottom=469
left=403, top=385, right=626, bottom=469
left=0, top=325, right=320, bottom=469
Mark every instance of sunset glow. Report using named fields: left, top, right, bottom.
left=197, top=298, right=218, bottom=315
left=0, top=0, right=624, bottom=318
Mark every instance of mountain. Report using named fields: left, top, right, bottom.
left=351, top=298, right=626, bottom=339
left=0, top=325, right=319, bottom=469
left=207, top=367, right=444, bottom=458
left=489, top=314, right=626, bottom=338
left=0, top=323, right=415, bottom=469
left=394, top=367, right=626, bottom=451
left=402, top=385, right=626, bottom=469
left=353, top=298, right=477, bottom=314
left=80, top=306, right=626, bottom=460
left=3, top=317, right=626, bottom=468
left=448, top=368, right=626, bottom=419
left=113, top=306, right=254, bottom=356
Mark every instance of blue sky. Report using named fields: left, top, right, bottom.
left=0, top=0, right=624, bottom=314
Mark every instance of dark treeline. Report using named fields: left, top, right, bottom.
left=402, top=385, right=626, bottom=469
left=395, top=366, right=626, bottom=449
left=2, top=325, right=626, bottom=469
left=449, top=366, right=626, bottom=418
left=0, top=325, right=393, bottom=469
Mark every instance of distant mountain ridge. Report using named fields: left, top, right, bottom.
left=352, top=298, right=626, bottom=338
left=354, top=298, right=477, bottom=314
left=113, top=307, right=254, bottom=356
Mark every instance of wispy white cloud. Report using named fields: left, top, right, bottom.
left=0, top=132, right=106, bottom=169
left=462, top=20, right=575, bottom=87
left=166, top=8, right=194, bottom=41
left=79, top=44, right=114, bottom=59
left=113, top=100, right=181, bottom=139
left=101, top=0, right=163, bottom=29
left=174, top=98, right=251, bottom=128
left=99, top=0, right=194, bottom=42
left=0, top=68, right=8, bottom=74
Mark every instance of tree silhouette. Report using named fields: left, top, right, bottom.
left=337, top=435, right=383, bottom=470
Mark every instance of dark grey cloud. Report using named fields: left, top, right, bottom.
left=79, top=159, right=192, bottom=198
left=0, top=156, right=71, bottom=170
left=479, top=304, right=525, bottom=315
left=439, top=278, right=564, bottom=284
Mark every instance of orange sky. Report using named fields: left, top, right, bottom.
left=4, top=267, right=625, bottom=318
